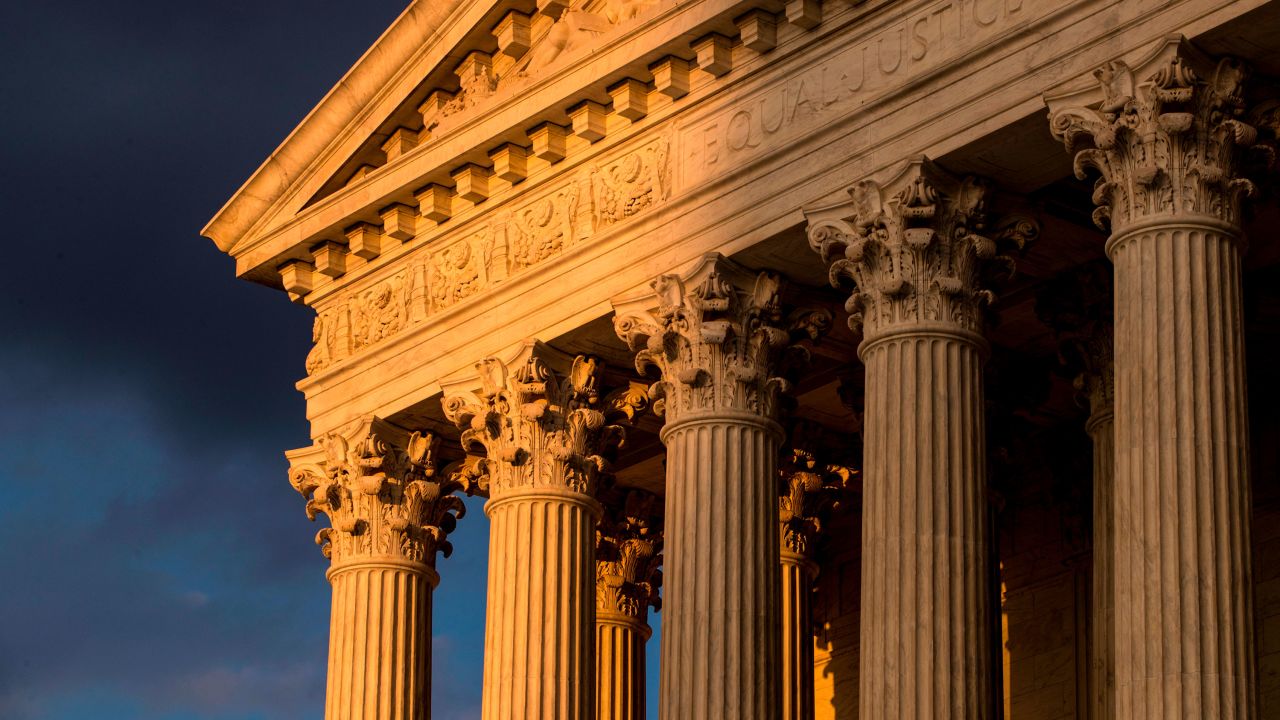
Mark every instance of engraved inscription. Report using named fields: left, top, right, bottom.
left=681, top=0, right=1031, bottom=187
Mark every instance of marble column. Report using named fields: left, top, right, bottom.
left=807, top=158, right=1036, bottom=720
left=613, top=254, right=829, bottom=720
left=443, top=346, right=626, bottom=720
left=1048, top=38, right=1267, bottom=719
left=596, top=489, right=663, bottom=720
left=777, top=439, right=855, bottom=720
left=288, top=418, right=465, bottom=720
left=1037, top=261, right=1116, bottom=720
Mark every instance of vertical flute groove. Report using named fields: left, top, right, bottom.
left=1110, top=226, right=1255, bottom=720
left=481, top=492, right=596, bottom=720
left=325, top=561, right=435, bottom=720
left=659, top=420, right=780, bottom=720
left=859, top=334, right=990, bottom=720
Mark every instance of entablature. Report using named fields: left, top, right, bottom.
left=218, top=0, right=1266, bottom=440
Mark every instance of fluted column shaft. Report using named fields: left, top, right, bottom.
left=482, top=488, right=599, bottom=720
left=288, top=420, right=461, bottom=720
left=597, top=612, right=649, bottom=719
left=1109, top=220, right=1255, bottom=718
left=781, top=551, right=817, bottom=720
left=1087, top=405, right=1115, bottom=720
left=805, top=159, right=1028, bottom=720
left=326, top=559, right=437, bottom=720
left=662, top=417, right=782, bottom=718
left=859, top=331, right=990, bottom=720
left=1045, top=41, right=1267, bottom=718
left=444, top=348, right=624, bottom=720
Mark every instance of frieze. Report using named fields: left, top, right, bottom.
left=679, top=0, right=1039, bottom=190
left=352, top=269, right=414, bottom=352
left=305, top=134, right=672, bottom=376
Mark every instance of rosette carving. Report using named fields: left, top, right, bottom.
left=807, top=157, right=1037, bottom=342
left=441, top=345, right=626, bottom=499
left=1047, top=37, right=1273, bottom=233
left=287, top=418, right=466, bottom=567
left=1035, top=261, right=1115, bottom=416
left=778, top=422, right=858, bottom=558
left=596, top=489, right=663, bottom=620
left=612, top=254, right=830, bottom=425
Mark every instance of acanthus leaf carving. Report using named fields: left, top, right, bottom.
left=612, top=254, right=831, bottom=425
left=1034, top=260, right=1115, bottom=417
left=287, top=418, right=466, bottom=568
left=596, top=487, right=663, bottom=621
left=441, top=344, right=628, bottom=498
left=1046, top=37, right=1274, bottom=235
left=778, top=420, right=859, bottom=559
left=805, top=157, right=1038, bottom=342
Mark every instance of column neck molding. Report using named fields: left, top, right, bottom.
left=442, top=341, right=629, bottom=500
left=856, top=323, right=989, bottom=359
left=1047, top=36, right=1275, bottom=237
left=613, top=253, right=831, bottom=429
left=806, top=156, right=1037, bottom=345
left=326, top=558, right=442, bottom=586
left=288, top=417, right=464, bottom=570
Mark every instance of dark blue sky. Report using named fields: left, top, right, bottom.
left=0, top=2, right=502, bottom=718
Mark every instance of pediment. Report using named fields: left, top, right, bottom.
left=203, top=0, right=674, bottom=258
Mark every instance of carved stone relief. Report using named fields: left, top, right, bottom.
left=592, top=138, right=670, bottom=227
left=429, top=229, right=492, bottom=313
left=305, top=136, right=672, bottom=376
left=351, top=270, right=413, bottom=352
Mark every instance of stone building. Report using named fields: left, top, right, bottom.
left=202, top=0, right=1280, bottom=718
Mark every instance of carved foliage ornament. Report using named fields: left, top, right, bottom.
left=305, top=138, right=671, bottom=378
left=1048, top=38, right=1275, bottom=233
left=287, top=419, right=466, bottom=567
left=614, top=257, right=831, bottom=425
left=778, top=421, right=859, bottom=558
left=807, top=158, right=1037, bottom=341
left=1034, top=261, right=1115, bottom=416
left=442, top=351, right=626, bottom=498
left=596, top=488, right=663, bottom=619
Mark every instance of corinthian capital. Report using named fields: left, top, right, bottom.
left=441, top=342, right=626, bottom=499
left=596, top=489, right=663, bottom=622
left=1035, top=261, right=1115, bottom=417
left=1046, top=36, right=1273, bottom=234
left=806, top=157, right=1037, bottom=343
left=778, top=421, right=858, bottom=559
left=612, top=253, right=831, bottom=426
left=287, top=417, right=465, bottom=568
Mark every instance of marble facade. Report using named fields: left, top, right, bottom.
left=205, top=0, right=1280, bottom=717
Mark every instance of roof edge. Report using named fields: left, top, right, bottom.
left=201, top=0, right=471, bottom=253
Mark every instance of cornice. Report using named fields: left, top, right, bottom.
left=202, top=0, right=480, bottom=252
left=291, top=0, right=1262, bottom=439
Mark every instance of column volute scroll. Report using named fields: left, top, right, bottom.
left=611, top=252, right=832, bottom=720
left=804, top=158, right=1038, bottom=720
left=1045, top=36, right=1277, bottom=720
left=289, top=417, right=465, bottom=571
left=440, top=341, right=638, bottom=720
left=777, top=419, right=858, bottom=720
left=287, top=417, right=464, bottom=720
left=595, top=487, right=663, bottom=720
